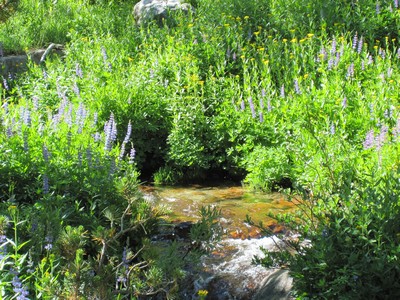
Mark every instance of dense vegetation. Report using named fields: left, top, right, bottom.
left=0, top=0, right=399, bottom=298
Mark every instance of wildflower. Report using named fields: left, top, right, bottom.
left=352, top=33, right=358, bottom=50
left=43, top=174, right=49, bottom=194
left=104, top=113, right=117, bottom=151
left=248, top=97, right=256, bottom=118
left=395, top=0, right=399, bottom=8
left=42, top=145, right=50, bottom=162
left=294, top=79, right=301, bottom=95
left=73, top=82, right=80, bottom=97
left=259, top=111, right=264, bottom=123
left=240, top=99, right=245, bottom=111
left=101, top=46, right=112, bottom=71
left=342, top=96, right=347, bottom=108
left=376, top=2, right=380, bottom=14
left=12, top=276, right=30, bottom=300
left=280, top=84, right=285, bottom=98
left=330, top=123, right=335, bottom=135
left=346, top=63, right=354, bottom=78
left=44, top=236, right=53, bottom=251
left=376, top=125, right=388, bottom=150
left=357, top=36, right=363, bottom=54
left=330, top=38, right=336, bottom=55
left=128, top=148, right=136, bottom=164
left=307, top=33, right=314, bottom=38
left=363, top=130, right=375, bottom=149
left=75, top=63, right=83, bottom=79
left=2, top=77, right=8, bottom=90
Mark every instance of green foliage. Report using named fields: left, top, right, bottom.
left=0, top=0, right=400, bottom=297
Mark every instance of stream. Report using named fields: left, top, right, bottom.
left=141, top=185, right=296, bottom=300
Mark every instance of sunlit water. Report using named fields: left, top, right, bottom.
left=141, top=185, right=295, bottom=299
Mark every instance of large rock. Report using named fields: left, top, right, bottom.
left=133, top=0, right=194, bottom=26
left=0, top=44, right=64, bottom=77
left=254, top=269, right=294, bottom=300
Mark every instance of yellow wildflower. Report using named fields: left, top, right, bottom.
left=254, top=31, right=260, bottom=36
left=283, top=38, right=287, bottom=43
left=307, top=33, right=314, bottom=38
left=244, top=16, right=249, bottom=20
left=291, top=38, right=297, bottom=43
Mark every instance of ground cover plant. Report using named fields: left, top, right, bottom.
left=0, top=0, right=399, bottom=298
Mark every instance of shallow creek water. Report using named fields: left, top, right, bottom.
left=141, top=185, right=296, bottom=299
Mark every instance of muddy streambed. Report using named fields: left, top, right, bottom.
left=141, top=185, right=296, bottom=299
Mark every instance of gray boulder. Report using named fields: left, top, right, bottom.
left=133, top=0, right=194, bottom=26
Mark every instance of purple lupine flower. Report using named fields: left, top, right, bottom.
left=240, top=99, right=245, bottom=111
left=2, top=77, right=8, bottom=90
left=42, top=69, right=48, bottom=80
left=12, top=276, right=29, bottom=300
left=328, top=59, right=333, bottom=70
left=376, top=2, right=380, bottom=14
left=352, top=33, right=358, bottom=50
left=248, top=97, right=256, bottom=118
left=75, top=63, right=83, bottom=79
left=43, top=174, right=49, bottom=194
left=73, top=82, right=80, bottom=97
left=44, top=236, right=53, bottom=251
left=128, top=148, right=136, bottom=164
left=42, top=145, right=49, bottom=162
left=346, top=63, right=354, bottom=78
left=93, top=112, right=98, bottom=127
left=123, top=121, right=132, bottom=145
left=6, top=127, right=13, bottom=138
left=294, top=79, right=301, bottom=94
left=376, top=125, right=388, bottom=150
left=330, top=123, right=335, bottom=135
left=379, top=48, right=385, bottom=59
left=392, top=118, right=400, bottom=139
left=357, top=36, right=363, bottom=54
left=280, top=84, right=285, bottom=98
left=342, top=96, right=347, bottom=108
left=267, top=99, right=272, bottom=112
left=108, top=158, right=116, bottom=177
left=361, top=61, right=365, bottom=71
left=93, top=132, right=101, bottom=143
left=395, top=0, right=399, bottom=9
left=330, top=38, right=336, bottom=55
left=104, top=113, right=117, bottom=151
left=334, top=51, right=340, bottom=67
left=101, top=46, right=112, bottom=71
left=23, top=109, right=31, bottom=127
left=259, top=111, right=264, bottom=123
left=368, top=55, right=374, bottom=65
left=232, top=52, right=237, bottom=61
left=363, top=130, right=375, bottom=149
left=32, top=96, right=39, bottom=111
